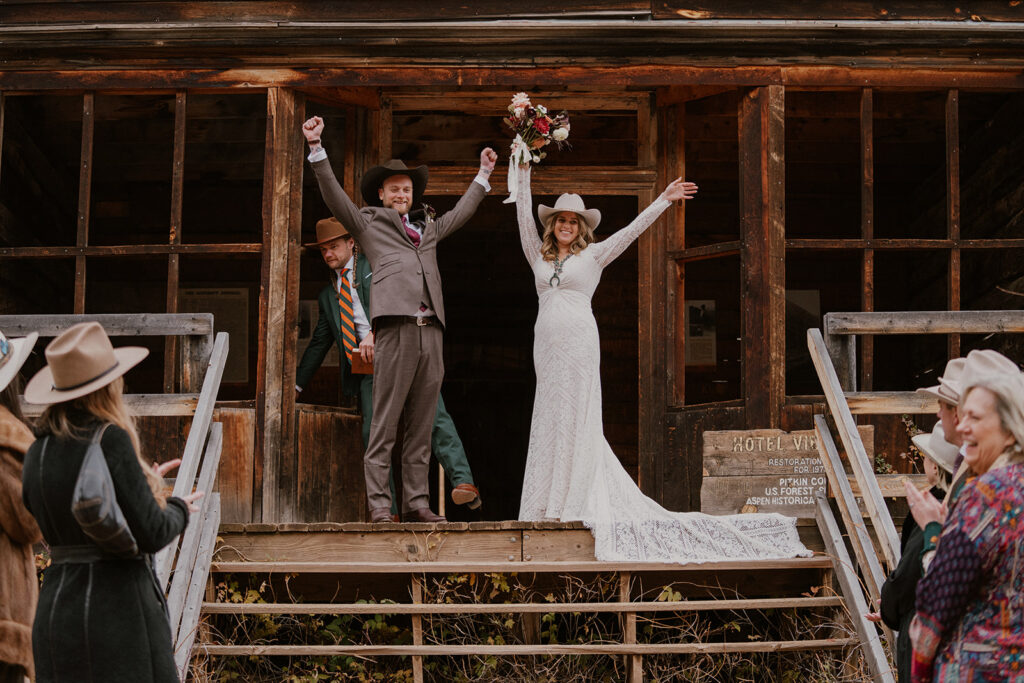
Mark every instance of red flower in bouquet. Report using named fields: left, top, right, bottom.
left=533, top=117, right=551, bottom=135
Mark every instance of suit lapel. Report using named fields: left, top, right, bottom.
left=356, top=254, right=372, bottom=318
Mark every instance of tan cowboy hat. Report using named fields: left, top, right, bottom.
left=0, top=329, right=38, bottom=393
left=911, top=422, right=959, bottom=475
left=954, top=349, right=1021, bottom=396
left=537, top=194, right=602, bottom=231
left=360, top=159, right=428, bottom=207
left=305, top=217, right=351, bottom=247
left=916, top=357, right=965, bottom=405
left=24, top=322, right=148, bottom=404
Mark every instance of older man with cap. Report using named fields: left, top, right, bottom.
left=295, top=217, right=483, bottom=520
left=301, top=116, right=497, bottom=523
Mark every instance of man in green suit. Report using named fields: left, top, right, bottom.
left=296, top=217, right=481, bottom=519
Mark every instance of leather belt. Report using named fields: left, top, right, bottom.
left=50, top=544, right=141, bottom=564
left=381, top=315, right=438, bottom=327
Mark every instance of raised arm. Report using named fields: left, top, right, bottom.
left=303, top=116, right=369, bottom=239
left=516, top=164, right=542, bottom=264
left=435, top=147, right=497, bottom=241
left=590, top=177, right=697, bottom=268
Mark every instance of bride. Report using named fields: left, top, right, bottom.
left=514, top=165, right=810, bottom=563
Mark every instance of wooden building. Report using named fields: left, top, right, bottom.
left=1, top=2, right=1023, bottom=525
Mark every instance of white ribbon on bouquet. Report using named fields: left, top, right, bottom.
left=503, top=134, right=533, bottom=204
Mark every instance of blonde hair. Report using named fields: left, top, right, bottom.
left=540, top=213, right=595, bottom=262
left=961, top=372, right=1024, bottom=463
left=37, top=376, right=166, bottom=503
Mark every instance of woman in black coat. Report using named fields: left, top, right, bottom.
left=21, top=322, right=202, bottom=683
left=867, top=422, right=955, bottom=682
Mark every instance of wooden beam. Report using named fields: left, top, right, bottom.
left=74, top=93, right=94, bottom=314
left=845, top=391, right=938, bottom=415
left=0, top=243, right=262, bottom=258
left=425, top=166, right=658, bottom=196
left=174, top=495, right=221, bottom=679
left=668, top=240, right=741, bottom=263
left=202, top=595, right=844, bottom=615
left=256, top=87, right=304, bottom=522
left=739, top=85, right=785, bottom=428
left=946, top=90, right=962, bottom=360
left=210, top=557, right=833, bottom=574
left=411, top=575, right=424, bottom=683
left=1, top=65, right=1023, bottom=92
left=21, top=393, right=199, bottom=418
left=813, top=417, right=885, bottom=604
left=785, top=238, right=1024, bottom=250
left=654, top=1, right=1024, bottom=21
left=0, top=312, right=214, bottom=337
left=860, top=87, right=875, bottom=392
left=620, top=572, right=642, bottom=682
left=807, top=328, right=901, bottom=569
left=825, top=310, right=1024, bottom=335
left=165, top=90, right=187, bottom=393
left=199, top=639, right=857, bottom=657
left=814, top=494, right=896, bottom=683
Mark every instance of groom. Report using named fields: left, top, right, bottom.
left=302, top=115, right=496, bottom=523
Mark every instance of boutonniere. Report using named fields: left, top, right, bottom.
left=422, top=203, right=436, bottom=222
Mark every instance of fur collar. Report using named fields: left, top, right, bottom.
left=0, top=406, right=34, bottom=454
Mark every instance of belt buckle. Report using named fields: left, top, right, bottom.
left=416, top=316, right=428, bottom=327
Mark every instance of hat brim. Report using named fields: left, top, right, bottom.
left=303, top=230, right=352, bottom=248
left=24, top=346, right=149, bottom=405
left=0, top=332, right=39, bottom=393
left=537, top=204, right=602, bottom=231
left=360, top=164, right=429, bottom=208
left=915, top=383, right=958, bottom=405
left=911, top=432, right=957, bottom=475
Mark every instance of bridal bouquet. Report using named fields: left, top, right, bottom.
left=503, top=92, right=571, bottom=203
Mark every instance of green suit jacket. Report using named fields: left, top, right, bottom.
left=295, top=253, right=373, bottom=398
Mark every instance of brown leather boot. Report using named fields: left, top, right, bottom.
left=403, top=507, right=446, bottom=523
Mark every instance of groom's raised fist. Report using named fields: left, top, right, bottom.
left=303, top=116, right=325, bottom=144
left=480, top=147, right=498, bottom=174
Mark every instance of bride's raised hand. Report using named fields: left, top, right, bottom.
left=660, top=177, right=698, bottom=202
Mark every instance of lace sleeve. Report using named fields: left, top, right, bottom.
left=516, top=165, right=542, bottom=264
left=590, top=196, right=671, bottom=269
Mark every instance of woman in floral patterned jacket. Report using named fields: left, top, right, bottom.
left=910, top=369, right=1024, bottom=682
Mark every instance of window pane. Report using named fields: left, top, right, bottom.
left=874, top=92, right=947, bottom=239
left=785, top=91, right=860, bottom=239
left=961, top=248, right=1024, bottom=363
left=0, top=95, right=82, bottom=246
left=182, top=93, right=266, bottom=244
left=684, top=92, right=739, bottom=243
left=682, top=254, right=741, bottom=404
left=959, top=91, right=1024, bottom=240
left=91, top=95, right=174, bottom=246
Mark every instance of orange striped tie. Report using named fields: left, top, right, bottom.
left=336, top=268, right=357, bottom=363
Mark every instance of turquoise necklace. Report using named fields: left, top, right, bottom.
left=550, top=253, right=572, bottom=287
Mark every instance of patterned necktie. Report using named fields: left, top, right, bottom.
left=402, top=215, right=421, bottom=248
left=336, top=268, right=357, bottom=363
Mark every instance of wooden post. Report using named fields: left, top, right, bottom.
left=257, top=88, right=305, bottom=522
left=859, top=87, right=874, bottom=391
left=662, top=97, right=687, bottom=407
left=946, top=89, right=961, bottom=360
left=411, top=574, right=425, bottom=683
left=619, top=571, right=642, bottom=682
left=637, top=92, right=666, bottom=502
left=75, top=93, right=95, bottom=314
left=739, top=86, right=785, bottom=428
left=165, top=90, right=187, bottom=393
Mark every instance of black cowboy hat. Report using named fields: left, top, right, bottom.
left=360, top=159, right=429, bottom=207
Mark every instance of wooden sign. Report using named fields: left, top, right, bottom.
left=701, top=428, right=874, bottom=517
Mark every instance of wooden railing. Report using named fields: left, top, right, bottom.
left=807, top=310, right=1024, bottom=680
left=0, top=312, right=228, bottom=680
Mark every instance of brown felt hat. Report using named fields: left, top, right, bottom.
left=360, top=159, right=428, bottom=207
left=0, top=329, right=38, bottom=393
left=24, top=322, right=148, bottom=404
left=305, top=217, right=352, bottom=247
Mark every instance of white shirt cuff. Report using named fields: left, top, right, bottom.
left=295, top=385, right=303, bottom=392
left=308, top=147, right=328, bottom=163
left=473, top=174, right=492, bottom=193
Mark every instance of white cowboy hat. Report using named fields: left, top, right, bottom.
left=911, top=422, right=959, bottom=475
left=24, top=321, right=148, bottom=404
left=537, top=194, right=602, bottom=230
left=916, top=357, right=965, bottom=405
left=954, top=349, right=1021, bottom=396
left=0, top=329, right=39, bottom=393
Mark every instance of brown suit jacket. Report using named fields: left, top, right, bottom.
left=312, top=157, right=486, bottom=329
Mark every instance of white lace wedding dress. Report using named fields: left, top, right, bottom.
left=515, top=168, right=811, bottom=563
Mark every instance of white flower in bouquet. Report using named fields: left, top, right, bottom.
left=552, top=127, right=569, bottom=142
left=511, top=92, right=532, bottom=109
